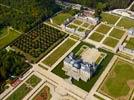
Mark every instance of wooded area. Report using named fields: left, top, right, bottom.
left=0, top=0, right=60, bottom=32
left=63, top=0, right=133, bottom=10
left=0, top=49, right=31, bottom=93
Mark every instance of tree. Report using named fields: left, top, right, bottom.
left=94, top=2, right=107, bottom=19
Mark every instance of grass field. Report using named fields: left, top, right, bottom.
left=0, top=28, right=21, bottom=49
left=96, top=24, right=111, bottom=34
left=42, top=38, right=76, bottom=67
left=109, top=28, right=125, bottom=39
left=70, top=35, right=80, bottom=40
left=7, top=83, right=32, bottom=100
left=52, top=42, right=114, bottom=92
left=100, top=59, right=134, bottom=99
left=52, top=13, right=72, bottom=25
left=101, top=12, right=120, bottom=25
left=103, top=37, right=119, bottom=48
left=73, top=20, right=83, bottom=25
left=116, top=17, right=134, bottom=29
left=125, top=37, right=134, bottom=49
left=68, top=24, right=78, bottom=29
left=26, top=75, right=41, bottom=87
left=89, top=32, right=104, bottom=42
left=82, top=23, right=90, bottom=28
left=78, top=27, right=85, bottom=32
left=52, top=9, right=78, bottom=25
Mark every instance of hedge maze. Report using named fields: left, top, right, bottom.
left=11, top=24, right=68, bottom=63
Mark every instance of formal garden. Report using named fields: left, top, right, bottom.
left=88, top=23, right=125, bottom=49
left=33, top=86, right=52, bottom=100
left=99, top=59, right=134, bottom=100
left=7, top=75, right=41, bottom=100
left=42, top=38, right=76, bottom=67
left=11, top=24, right=68, bottom=63
left=52, top=42, right=114, bottom=92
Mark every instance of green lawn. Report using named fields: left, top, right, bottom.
left=103, top=37, right=119, bottom=48
left=101, top=12, right=120, bottom=25
left=43, top=38, right=76, bottom=67
left=82, top=23, right=90, bottom=28
left=0, top=28, right=8, bottom=37
left=89, top=32, right=104, bottom=42
left=7, top=83, right=32, bottom=100
left=125, top=38, right=134, bottom=49
left=26, top=75, right=41, bottom=87
left=100, top=59, right=134, bottom=98
left=68, top=24, right=78, bottom=29
left=70, top=35, right=80, bottom=40
left=89, top=25, right=95, bottom=29
left=73, top=20, right=83, bottom=25
left=0, top=28, right=21, bottom=49
left=52, top=42, right=114, bottom=92
left=116, top=17, right=134, bottom=29
left=51, top=9, right=79, bottom=25
left=96, top=24, right=111, bottom=34
left=52, top=13, right=72, bottom=25
left=109, top=28, right=125, bottom=39
left=78, top=27, right=85, bottom=32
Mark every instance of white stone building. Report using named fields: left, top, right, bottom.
left=62, top=48, right=101, bottom=82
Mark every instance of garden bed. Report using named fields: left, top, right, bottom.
left=101, top=12, right=120, bottom=25
left=89, top=32, right=104, bottom=42
left=109, top=28, right=125, bottom=39
left=103, top=37, right=119, bottom=48
left=95, top=24, right=111, bottom=34
left=116, top=17, right=134, bottom=29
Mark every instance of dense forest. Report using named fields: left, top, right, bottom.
left=62, top=0, right=133, bottom=10
left=0, top=49, right=31, bottom=93
left=0, top=0, right=60, bottom=32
